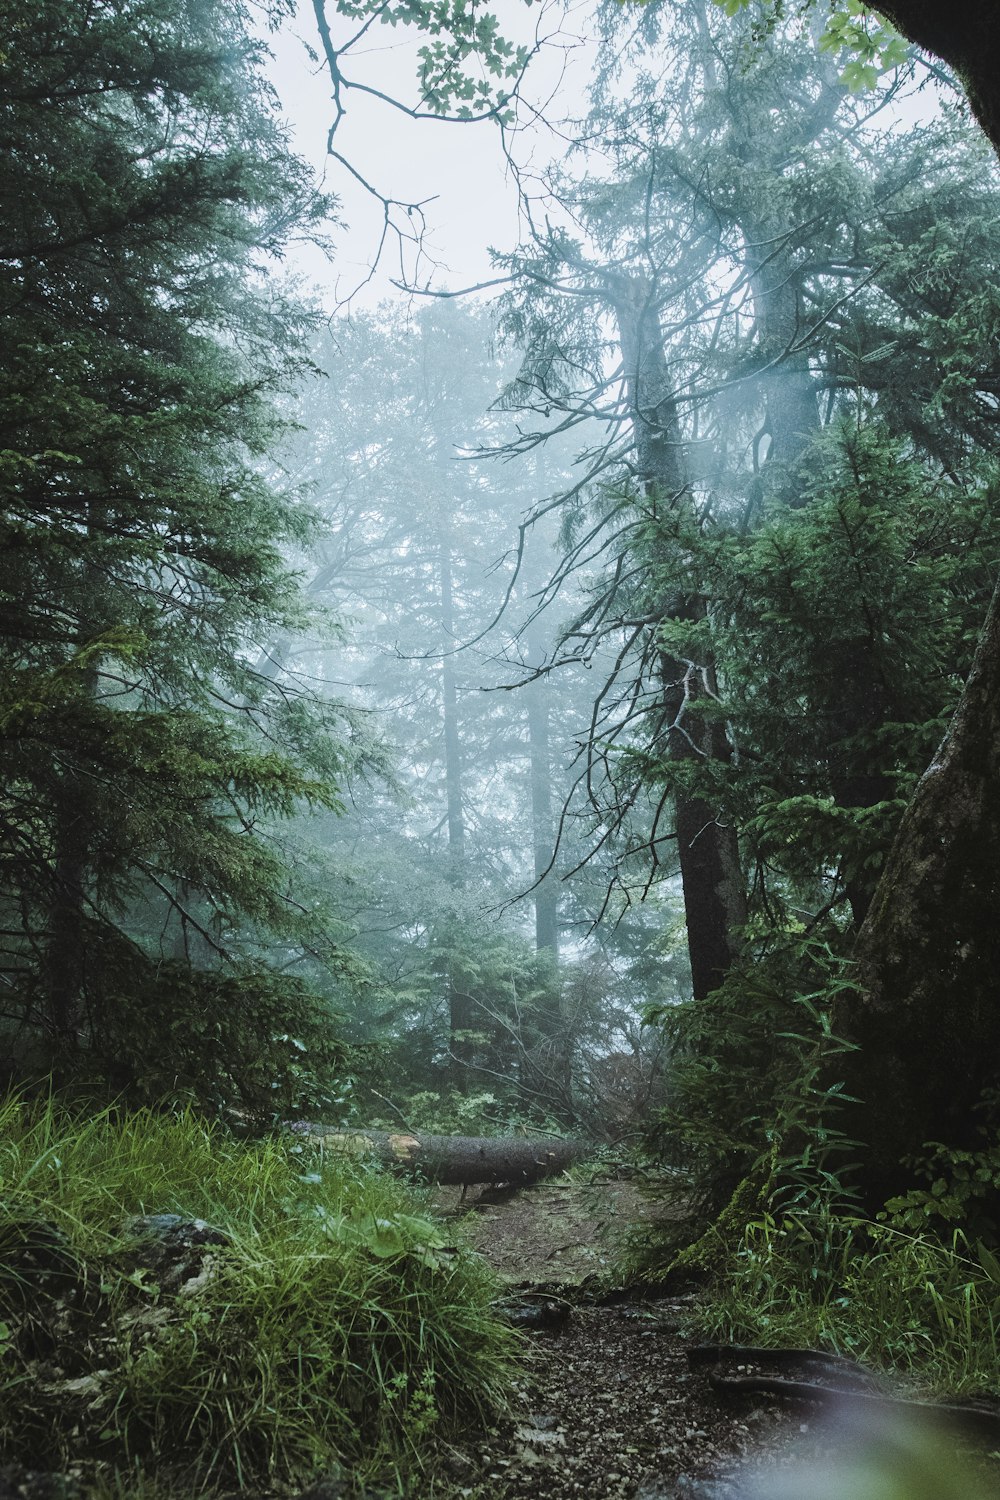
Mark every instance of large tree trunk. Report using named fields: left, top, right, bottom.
left=824, top=7, right=1000, bottom=1198
left=741, top=207, right=824, bottom=487
left=835, top=576, right=1000, bottom=1201
left=610, top=272, right=747, bottom=1000
left=289, top=1127, right=585, bottom=1186
left=826, top=641, right=896, bottom=931
left=878, top=4, right=1000, bottom=156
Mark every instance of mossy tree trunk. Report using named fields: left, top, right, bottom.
left=879, top=4, right=1000, bottom=157
left=835, top=577, right=1000, bottom=1201
left=825, top=4, right=1000, bottom=1198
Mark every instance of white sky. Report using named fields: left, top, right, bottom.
left=264, top=1, right=599, bottom=312
left=261, top=4, right=949, bottom=317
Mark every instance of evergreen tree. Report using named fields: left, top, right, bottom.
left=0, top=0, right=356, bottom=1105
left=267, top=304, right=648, bottom=1126
left=494, top=0, right=1000, bottom=949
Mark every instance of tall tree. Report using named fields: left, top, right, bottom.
left=0, top=0, right=354, bottom=1094
left=492, top=0, right=1000, bottom=980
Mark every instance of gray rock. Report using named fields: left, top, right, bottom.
left=120, top=1212, right=230, bottom=1293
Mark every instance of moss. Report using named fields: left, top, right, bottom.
left=668, top=1158, right=775, bottom=1282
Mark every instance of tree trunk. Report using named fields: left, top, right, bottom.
left=834, top=575, right=1000, bottom=1202
left=826, top=639, right=896, bottom=930
left=822, top=7, right=1000, bottom=1197
left=439, top=537, right=473, bottom=1084
left=878, top=4, right=1000, bottom=156
left=610, top=272, right=747, bottom=1000
left=744, top=226, right=822, bottom=486
left=288, top=1127, right=585, bottom=1186
left=524, top=657, right=575, bottom=1112
left=527, top=677, right=559, bottom=958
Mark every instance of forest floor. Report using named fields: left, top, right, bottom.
left=426, top=1175, right=820, bottom=1500
left=427, top=1174, right=1000, bottom=1500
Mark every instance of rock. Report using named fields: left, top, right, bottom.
left=493, top=1294, right=573, bottom=1330
left=119, top=1213, right=229, bottom=1294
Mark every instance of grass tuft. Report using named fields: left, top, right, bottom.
left=0, top=1091, right=516, bottom=1495
left=689, top=1210, right=1000, bottom=1397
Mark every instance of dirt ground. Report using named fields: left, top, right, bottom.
left=428, top=1174, right=1000, bottom=1500
left=431, top=1173, right=670, bottom=1288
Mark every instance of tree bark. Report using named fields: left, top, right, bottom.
left=527, top=676, right=559, bottom=959
left=288, top=1127, right=585, bottom=1185
left=741, top=208, right=823, bottom=493
left=835, top=575, right=1000, bottom=1201
left=610, top=271, right=747, bottom=1000
left=524, top=653, right=574, bottom=1111
left=878, top=4, right=1000, bottom=156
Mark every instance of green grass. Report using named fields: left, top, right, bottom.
left=689, top=1210, right=1000, bottom=1397
left=0, top=1092, right=517, bottom=1495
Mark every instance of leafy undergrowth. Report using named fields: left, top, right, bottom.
left=687, top=1211, right=1000, bottom=1399
left=0, top=1093, right=517, bottom=1497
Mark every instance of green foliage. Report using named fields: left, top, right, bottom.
left=691, top=1214, right=1000, bottom=1398
left=85, top=962, right=354, bottom=1124
left=714, top=423, right=994, bottom=918
left=372, top=1086, right=568, bottom=1137
left=643, top=938, right=862, bottom=1226
left=639, top=945, right=1000, bottom=1398
left=704, top=1, right=910, bottom=89
left=0, top=0, right=368, bottom=1093
left=882, top=1107, right=1000, bottom=1242
left=332, top=1, right=531, bottom=119
left=0, top=1094, right=515, bottom=1493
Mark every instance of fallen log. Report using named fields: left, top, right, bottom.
left=688, top=1342, right=1000, bottom=1442
left=285, top=1126, right=586, bottom=1186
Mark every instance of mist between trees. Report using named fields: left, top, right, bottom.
left=9, top=3, right=1000, bottom=1496
left=5, top=0, right=1000, bottom=1279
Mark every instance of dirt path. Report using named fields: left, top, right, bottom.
left=432, top=1176, right=1000, bottom=1500
left=436, top=1174, right=671, bottom=1289
left=431, top=1177, right=803, bottom=1500
left=441, top=1298, right=785, bottom=1499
